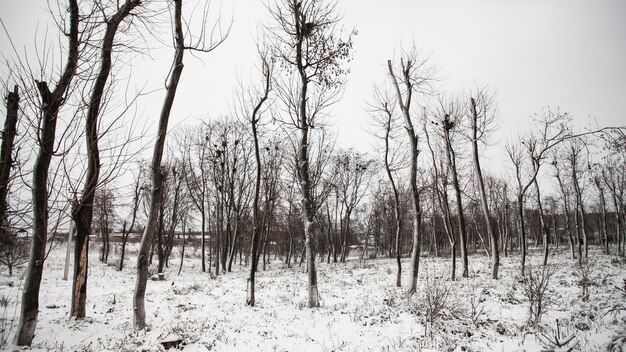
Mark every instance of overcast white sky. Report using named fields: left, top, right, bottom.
left=2, top=0, right=625, bottom=169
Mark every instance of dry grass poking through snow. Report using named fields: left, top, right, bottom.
left=1, top=244, right=625, bottom=351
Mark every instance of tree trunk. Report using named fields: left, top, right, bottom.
left=247, top=104, right=263, bottom=305
left=178, top=230, right=186, bottom=275
left=533, top=178, right=550, bottom=266
left=387, top=59, right=422, bottom=294
left=15, top=2, right=79, bottom=344
left=381, top=102, right=402, bottom=286
left=595, top=176, right=609, bottom=254
left=570, top=151, right=588, bottom=261
left=469, top=97, right=499, bottom=279
left=517, top=196, right=527, bottom=276
left=555, top=168, right=576, bottom=260
left=134, top=0, right=185, bottom=330
left=0, top=85, right=19, bottom=238
left=71, top=0, right=140, bottom=319
left=119, top=223, right=128, bottom=271
left=443, top=119, right=469, bottom=278
left=201, top=205, right=206, bottom=272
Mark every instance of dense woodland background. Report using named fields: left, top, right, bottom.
left=0, top=0, right=624, bottom=349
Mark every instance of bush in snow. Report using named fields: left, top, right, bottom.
left=521, top=264, right=554, bottom=329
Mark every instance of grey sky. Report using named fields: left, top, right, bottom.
left=2, top=0, right=625, bottom=165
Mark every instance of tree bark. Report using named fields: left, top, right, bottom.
left=554, top=167, right=576, bottom=260
left=443, top=117, right=469, bottom=278
left=247, top=57, right=270, bottom=305
left=594, top=174, right=609, bottom=254
left=0, top=85, right=19, bottom=234
left=387, top=59, right=422, bottom=294
left=469, top=97, right=499, bottom=279
left=15, top=0, right=79, bottom=345
left=134, top=0, right=185, bottom=330
left=570, top=149, right=588, bottom=261
left=71, top=0, right=140, bottom=319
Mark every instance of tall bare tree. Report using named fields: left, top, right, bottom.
left=177, top=124, right=212, bottom=272
left=70, top=0, right=141, bottom=319
left=591, top=165, right=610, bottom=254
left=118, top=166, right=144, bottom=271
left=368, top=87, right=404, bottom=286
left=424, top=113, right=457, bottom=280
left=235, top=48, right=272, bottom=306
left=0, top=86, right=19, bottom=235
left=268, top=0, right=354, bottom=307
left=387, top=47, right=436, bottom=293
left=14, top=0, right=80, bottom=345
left=566, top=139, right=589, bottom=262
left=0, top=85, right=26, bottom=277
left=468, top=88, right=500, bottom=279
left=133, top=0, right=229, bottom=329
left=431, top=95, right=469, bottom=278
left=506, top=108, right=571, bottom=274
left=551, top=153, right=577, bottom=260
left=332, top=149, right=375, bottom=262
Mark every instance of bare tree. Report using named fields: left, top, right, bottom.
left=600, top=129, right=625, bottom=256
left=506, top=108, right=571, bottom=275
left=236, top=47, right=272, bottom=306
left=0, top=86, right=19, bottom=238
left=12, top=0, right=80, bottom=345
left=467, top=87, right=500, bottom=279
left=368, top=87, right=404, bottom=286
left=177, top=124, right=212, bottom=272
left=9, top=0, right=81, bottom=346
left=133, top=0, right=229, bottom=329
left=566, top=139, right=589, bottom=262
left=424, top=117, right=457, bottom=280
left=118, top=166, right=144, bottom=271
left=387, top=47, right=436, bottom=293
left=550, top=154, right=577, bottom=260
left=591, top=165, right=610, bottom=254
left=268, top=0, right=354, bottom=307
left=69, top=0, right=141, bottom=319
left=431, top=95, right=469, bottom=278
left=0, top=86, right=24, bottom=277
left=93, top=184, right=117, bottom=264
left=333, top=149, right=375, bottom=263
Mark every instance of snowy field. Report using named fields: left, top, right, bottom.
left=1, top=244, right=626, bottom=351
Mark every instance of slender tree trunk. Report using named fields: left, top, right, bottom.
left=0, top=85, right=19, bottom=237
left=555, top=169, right=576, bottom=259
left=15, top=1, right=79, bottom=344
left=247, top=108, right=263, bottom=305
left=611, top=193, right=623, bottom=256
left=517, top=196, right=527, bottom=276
left=227, top=222, right=239, bottom=272
left=201, top=202, right=206, bottom=272
left=178, top=230, right=186, bottom=275
left=294, top=11, right=320, bottom=307
left=381, top=102, right=402, bottom=287
left=596, top=177, right=609, bottom=254
left=531, top=173, right=550, bottom=267
left=570, top=153, right=588, bottom=260
left=470, top=98, right=499, bottom=279
left=134, top=0, right=185, bottom=330
left=71, top=0, right=140, bottom=319
left=286, top=202, right=294, bottom=268
left=443, top=120, right=469, bottom=278
left=119, top=222, right=129, bottom=271
left=387, top=60, right=422, bottom=294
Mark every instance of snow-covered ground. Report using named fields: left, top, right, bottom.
left=1, top=244, right=625, bottom=351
